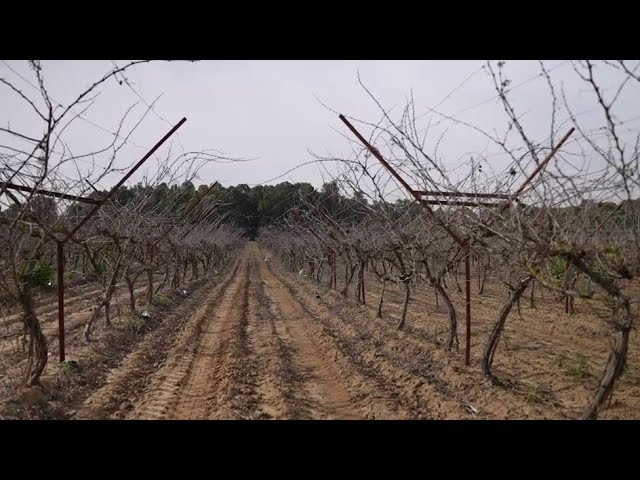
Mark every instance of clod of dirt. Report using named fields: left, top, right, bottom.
left=18, top=386, right=48, bottom=405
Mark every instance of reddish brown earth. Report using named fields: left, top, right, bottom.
left=1, top=241, right=638, bottom=419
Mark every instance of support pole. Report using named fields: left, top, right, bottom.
left=63, top=118, right=187, bottom=244
left=464, top=245, right=471, bottom=366
left=337, top=113, right=574, bottom=369
left=56, top=118, right=187, bottom=361
left=332, top=252, right=337, bottom=289
left=57, top=241, right=65, bottom=362
left=147, top=244, right=154, bottom=304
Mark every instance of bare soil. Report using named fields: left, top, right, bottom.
left=2, top=241, right=638, bottom=419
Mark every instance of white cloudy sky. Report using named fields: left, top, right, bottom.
left=1, top=60, right=638, bottom=198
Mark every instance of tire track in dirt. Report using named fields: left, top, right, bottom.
left=264, top=257, right=476, bottom=419
left=134, top=243, right=371, bottom=420
left=128, top=254, right=255, bottom=419
left=257, top=254, right=416, bottom=419
left=244, top=255, right=298, bottom=419
left=75, top=261, right=241, bottom=419
left=204, top=257, right=258, bottom=420
left=257, top=248, right=364, bottom=420
left=0, top=257, right=237, bottom=418
left=295, top=266, right=612, bottom=418
left=124, top=243, right=450, bottom=420
left=259, top=259, right=640, bottom=419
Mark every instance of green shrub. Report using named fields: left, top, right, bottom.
left=25, top=260, right=54, bottom=287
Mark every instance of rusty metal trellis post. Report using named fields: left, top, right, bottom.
left=332, top=252, right=337, bottom=289
left=55, top=118, right=187, bottom=361
left=464, top=248, right=471, bottom=364
left=338, top=113, right=574, bottom=367
left=57, top=240, right=65, bottom=361
left=62, top=118, right=187, bottom=245
left=1, top=118, right=186, bottom=362
left=0, top=182, right=102, bottom=205
left=1, top=185, right=107, bottom=363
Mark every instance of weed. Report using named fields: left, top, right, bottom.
left=59, top=360, right=79, bottom=373
left=554, top=353, right=567, bottom=369
left=119, top=310, right=146, bottom=334
left=527, top=383, right=550, bottom=403
left=566, top=353, right=590, bottom=378
left=153, top=293, right=173, bottom=307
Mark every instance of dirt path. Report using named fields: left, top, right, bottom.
left=170, top=256, right=252, bottom=420
left=258, top=254, right=360, bottom=419
left=88, top=241, right=568, bottom=420
left=6, top=240, right=638, bottom=419
left=123, top=243, right=364, bottom=419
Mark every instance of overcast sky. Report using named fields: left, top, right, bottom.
left=1, top=60, right=638, bottom=197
